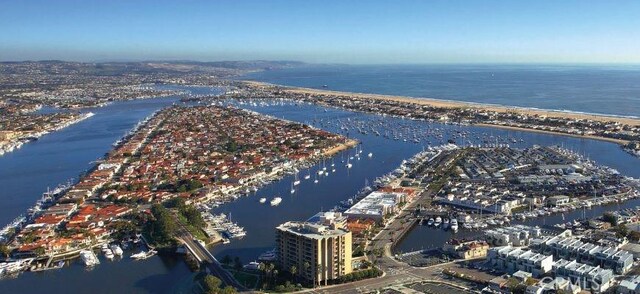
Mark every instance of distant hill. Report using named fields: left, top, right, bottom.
left=0, top=60, right=306, bottom=77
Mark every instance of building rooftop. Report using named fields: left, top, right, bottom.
left=277, top=221, right=350, bottom=239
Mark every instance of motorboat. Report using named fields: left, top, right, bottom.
left=270, top=197, right=282, bottom=206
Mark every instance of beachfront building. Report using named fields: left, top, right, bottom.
left=276, top=218, right=352, bottom=284
left=485, top=225, right=543, bottom=247
left=487, top=246, right=554, bottom=277
left=343, top=191, right=407, bottom=222
left=532, top=235, right=633, bottom=274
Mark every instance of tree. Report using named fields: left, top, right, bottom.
left=221, top=255, right=232, bottom=266
left=614, top=224, right=629, bottom=238
left=0, top=244, right=10, bottom=259
left=272, top=269, right=279, bottom=285
left=203, top=275, right=222, bottom=294
left=234, top=256, right=243, bottom=271
left=147, top=204, right=177, bottom=245
left=629, top=230, right=640, bottom=242
left=220, top=286, right=237, bottom=294
left=290, top=265, right=297, bottom=283
left=602, top=212, right=617, bottom=226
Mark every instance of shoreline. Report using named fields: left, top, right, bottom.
left=241, top=81, right=640, bottom=147
left=473, top=123, right=630, bottom=145
left=322, top=139, right=359, bottom=157
left=243, top=81, right=640, bottom=127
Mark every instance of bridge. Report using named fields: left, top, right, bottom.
left=172, top=214, right=247, bottom=291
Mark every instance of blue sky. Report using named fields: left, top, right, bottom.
left=1, top=0, right=639, bottom=63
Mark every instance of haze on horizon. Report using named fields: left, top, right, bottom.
left=1, top=0, right=639, bottom=64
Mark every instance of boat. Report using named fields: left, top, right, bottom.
left=368, top=152, right=373, bottom=158
left=270, top=197, right=282, bottom=206
left=104, top=250, right=114, bottom=260
left=80, top=250, right=100, bottom=266
left=290, top=183, right=295, bottom=194
left=110, top=244, right=123, bottom=256
left=450, top=219, right=459, bottom=232
left=259, top=197, right=267, bottom=204
left=293, top=172, right=300, bottom=186
left=427, top=218, right=434, bottom=226
left=131, top=250, right=157, bottom=260
left=304, top=169, right=311, bottom=180
left=258, top=250, right=277, bottom=262
left=434, top=216, right=442, bottom=226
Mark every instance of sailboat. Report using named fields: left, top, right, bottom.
left=314, top=174, right=319, bottom=184
left=290, top=182, right=295, bottom=194
left=293, top=172, right=300, bottom=186
left=304, top=168, right=311, bottom=180
left=346, top=157, right=352, bottom=169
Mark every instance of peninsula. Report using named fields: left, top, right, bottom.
left=223, top=81, right=640, bottom=148
left=0, top=104, right=354, bottom=275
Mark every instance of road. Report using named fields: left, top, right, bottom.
left=304, top=150, right=471, bottom=294
left=172, top=214, right=248, bottom=291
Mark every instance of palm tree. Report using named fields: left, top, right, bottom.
left=290, top=265, right=298, bottom=283
left=322, top=264, right=328, bottom=286
left=316, top=265, right=323, bottom=287
left=272, top=269, right=279, bottom=285
left=303, top=261, right=310, bottom=285
left=257, top=262, right=266, bottom=289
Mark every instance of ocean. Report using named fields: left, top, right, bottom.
left=243, top=64, right=640, bottom=118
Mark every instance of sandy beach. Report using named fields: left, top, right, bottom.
left=244, top=81, right=640, bottom=126
left=323, top=139, right=359, bottom=157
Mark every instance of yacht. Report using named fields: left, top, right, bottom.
left=80, top=250, right=100, bottom=266
left=131, top=250, right=157, bottom=260
left=427, top=218, right=434, bottom=226
left=110, top=244, right=123, bottom=256
left=270, top=197, right=282, bottom=206
left=450, top=219, right=459, bottom=232
left=104, top=250, right=115, bottom=260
